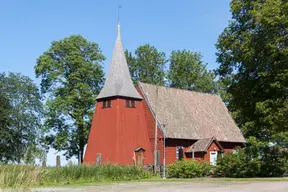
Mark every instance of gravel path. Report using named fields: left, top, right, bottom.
left=33, top=181, right=288, bottom=192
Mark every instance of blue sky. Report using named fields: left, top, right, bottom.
left=0, top=0, right=231, bottom=165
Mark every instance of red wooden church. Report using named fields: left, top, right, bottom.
left=83, top=24, right=245, bottom=166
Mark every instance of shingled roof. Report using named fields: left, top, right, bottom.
left=138, top=82, right=245, bottom=143
left=97, top=24, right=142, bottom=100
left=186, top=137, right=224, bottom=153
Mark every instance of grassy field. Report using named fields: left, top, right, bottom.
left=0, top=164, right=287, bottom=191
left=0, top=164, right=152, bottom=190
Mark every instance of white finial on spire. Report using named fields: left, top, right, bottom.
left=117, top=5, right=122, bottom=38
left=117, top=23, right=121, bottom=39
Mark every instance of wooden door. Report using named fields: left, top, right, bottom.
left=136, top=151, right=144, bottom=166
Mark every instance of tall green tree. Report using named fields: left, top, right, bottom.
left=0, top=72, right=43, bottom=163
left=0, top=92, right=13, bottom=162
left=125, top=44, right=166, bottom=85
left=167, top=50, right=218, bottom=93
left=216, top=0, right=288, bottom=145
left=35, top=35, right=105, bottom=163
left=216, top=76, right=234, bottom=106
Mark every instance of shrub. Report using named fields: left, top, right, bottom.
left=259, top=146, right=288, bottom=177
left=167, top=160, right=212, bottom=178
left=215, top=137, right=288, bottom=178
left=215, top=149, right=261, bottom=178
left=245, top=137, right=288, bottom=177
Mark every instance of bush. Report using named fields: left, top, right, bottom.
left=215, top=137, right=288, bottom=178
left=245, top=137, right=288, bottom=177
left=259, top=146, right=288, bottom=177
left=167, top=160, right=212, bottom=178
left=215, top=149, right=261, bottom=178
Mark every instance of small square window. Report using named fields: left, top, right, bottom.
left=102, top=100, right=111, bottom=108
left=126, top=100, right=130, bottom=107
left=102, top=101, right=107, bottom=108
left=131, top=100, right=135, bottom=108
left=126, top=100, right=136, bottom=108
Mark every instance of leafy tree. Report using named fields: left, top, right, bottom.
left=0, top=92, right=13, bottom=162
left=24, top=145, right=46, bottom=165
left=125, top=44, right=166, bottom=85
left=35, top=35, right=105, bottom=163
left=167, top=50, right=218, bottom=93
left=0, top=72, right=43, bottom=163
left=216, top=0, right=288, bottom=144
left=216, top=76, right=234, bottom=105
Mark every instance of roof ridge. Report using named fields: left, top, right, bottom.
left=138, top=81, right=217, bottom=97
left=198, top=137, right=214, bottom=140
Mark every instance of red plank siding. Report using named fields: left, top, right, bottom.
left=137, top=87, right=164, bottom=164
left=203, top=142, right=220, bottom=162
left=165, top=139, right=196, bottom=164
left=84, top=98, right=153, bottom=165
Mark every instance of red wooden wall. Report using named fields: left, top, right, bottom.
left=165, top=139, right=196, bottom=164
left=138, top=87, right=164, bottom=164
left=83, top=98, right=153, bottom=165
left=203, top=142, right=220, bottom=162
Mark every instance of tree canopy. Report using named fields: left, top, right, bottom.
left=216, top=0, right=288, bottom=145
left=35, top=35, right=105, bottom=163
left=0, top=72, right=43, bottom=163
left=168, top=50, right=218, bottom=93
left=125, top=44, right=166, bottom=86
left=0, top=92, right=13, bottom=163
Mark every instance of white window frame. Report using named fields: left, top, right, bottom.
left=210, top=151, right=218, bottom=166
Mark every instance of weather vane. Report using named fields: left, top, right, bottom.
left=118, top=5, right=122, bottom=24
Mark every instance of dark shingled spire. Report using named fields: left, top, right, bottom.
left=97, top=24, right=142, bottom=100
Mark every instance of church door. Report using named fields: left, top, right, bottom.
left=136, top=151, right=144, bottom=166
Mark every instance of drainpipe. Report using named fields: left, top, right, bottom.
left=153, top=85, right=158, bottom=176
left=163, top=132, right=166, bottom=179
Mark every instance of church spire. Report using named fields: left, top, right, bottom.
left=96, top=24, right=142, bottom=100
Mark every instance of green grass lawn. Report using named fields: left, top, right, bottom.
left=143, top=176, right=288, bottom=182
